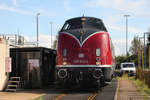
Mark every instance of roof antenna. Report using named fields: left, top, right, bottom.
left=81, top=14, right=86, bottom=21
left=82, top=14, right=84, bottom=17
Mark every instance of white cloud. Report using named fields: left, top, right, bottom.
left=104, top=15, right=122, bottom=25
left=12, top=0, right=17, bottom=6
left=113, top=39, right=132, bottom=55
left=27, top=34, right=56, bottom=48
left=134, top=13, right=150, bottom=19
left=103, top=15, right=144, bottom=34
left=114, top=46, right=121, bottom=56
left=107, top=24, right=144, bottom=34
left=33, top=8, right=55, bottom=17
left=86, top=0, right=147, bottom=13
left=39, top=34, right=56, bottom=48
left=0, top=3, right=55, bottom=17
left=113, top=39, right=131, bottom=45
left=0, top=3, right=34, bottom=15
left=23, top=35, right=30, bottom=41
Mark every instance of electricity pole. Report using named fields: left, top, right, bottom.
left=49, top=22, right=53, bottom=48
left=124, top=15, right=130, bottom=56
left=36, top=13, right=40, bottom=47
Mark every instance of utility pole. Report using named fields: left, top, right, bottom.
left=36, top=13, right=40, bottom=47
left=144, top=32, right=150, bottom=69
left=49, top=22, right=53, bottom=48
left=124, top=15, right=130, bottom=56
left=139, top=37, right=144, bottom=69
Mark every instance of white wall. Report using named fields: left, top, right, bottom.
left=0, top=39, right=9, bottom=91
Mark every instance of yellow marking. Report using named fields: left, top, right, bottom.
left=114, top=79, right=120, bottom=100
left=88, top=93, right=97, bottom=100
left=52, top=94, right=66, bottom=100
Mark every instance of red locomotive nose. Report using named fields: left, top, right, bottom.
left=56, top=17, right=115, bottom=88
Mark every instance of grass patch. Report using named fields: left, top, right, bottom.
left=131, top=78, right=150, bottom=100
left=32, top=96, right=43, bottom=100
left=115, top=69, right=120, bottom=72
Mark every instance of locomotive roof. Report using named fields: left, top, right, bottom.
left=59, top=16, right=108, bottom=44
left=60, top=16, right=107, bottom=32
left=66, top=17, right=103, bottom=23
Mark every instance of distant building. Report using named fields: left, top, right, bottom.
left=0, top=38, right=10, bottom=91
left=0, top=34, right=37, bottom=47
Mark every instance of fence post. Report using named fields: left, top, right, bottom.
left=138, top=48, right=140, bottom=69
left=149, top=46, right=150, bottom=70
left=142, top=49, right=144, bottom=70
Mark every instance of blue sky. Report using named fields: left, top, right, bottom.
left=0, top=0, right=150, bottom=56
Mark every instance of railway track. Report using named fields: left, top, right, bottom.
left=34, top=79, right=117, bottom=100
left=52, top=94, right=66, bottom=100
left=87, top=93, right=98, bottom=100
left=52, top=93, right=98, bottom=100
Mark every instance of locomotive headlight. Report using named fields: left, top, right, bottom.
left=93, top=69, right=102, bottom=79
left=63, top=62, right=67, bottom=65
left=96, top=62, right=100, bottom=65
left=58, top=69, right=67, bottom=78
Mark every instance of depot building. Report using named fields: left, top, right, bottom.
left=0, top=37, right=56, bottom=91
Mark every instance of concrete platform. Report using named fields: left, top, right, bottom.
left=117, top=79, right=145, bottom=100
left=0, top=89, right=46, bottom=100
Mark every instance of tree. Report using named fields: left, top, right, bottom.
left=115, top=55, right=127, bottom=64
left=129, top=36, right=142, bottom=55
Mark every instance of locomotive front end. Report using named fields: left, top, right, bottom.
left=56, top=16, right=115, bottom=88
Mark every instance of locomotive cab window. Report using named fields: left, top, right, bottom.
left=63, top=49, right=67, bottom=57
left=62, top=21, right=82, bottom=31
left=96, top=48, right=100, bottom=56
left=60, top=17, right=107, bottom=32
left=62, top=23, right=70, bottom=30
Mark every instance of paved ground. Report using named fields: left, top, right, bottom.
left=95, top=79, right=117, bottom=100
left=0, top=90, right=46, bottom=100
left=1, top=78, right=149, bottom=100
left=35, top=79, right=117, bottom=100
left=117, top=79, right=145, bottom=100
left=0, top=79, right=117, bottom=100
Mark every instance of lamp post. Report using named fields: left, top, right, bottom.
left=49, top=22, right=53, bottom=48
left=124, top=15, right=130, bottom=56
left=36, top=13, right=40, bottom=47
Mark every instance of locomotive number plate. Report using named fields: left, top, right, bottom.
left=78, top=53, right=84, bottom=58
left=73, top=60, right=88, bottom=63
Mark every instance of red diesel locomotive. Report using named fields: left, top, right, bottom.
left=56, top=17, right=115, bottom=88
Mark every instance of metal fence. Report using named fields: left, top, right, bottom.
left=136, top=69, right=150, bottom=89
